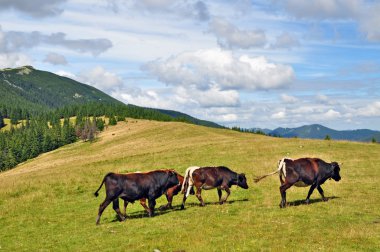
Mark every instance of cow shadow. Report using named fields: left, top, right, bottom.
left=182, top=198, right=249, bottom=209
left=111, top=205, right=185, bottom=221
left=287, top=196, right=339, bottom=207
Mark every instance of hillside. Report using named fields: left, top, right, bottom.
left=0, top=66, right=221, bottom=129
left=0, top=120, right=379, bottom=251
left=268, top=124, right=380, bottom=142
left=0, top=66, right=122, bottom=113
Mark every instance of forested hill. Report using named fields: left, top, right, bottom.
left=0, top=66, right=122, bottom=116
left=0, top=66, right=221, bottom=128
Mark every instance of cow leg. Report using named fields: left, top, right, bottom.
left=112, top=199, right=126, bottom=222
left=181, top=193, right=188, bottom=210
left=317, top=185, right=328, bottom=201
left=159, top=193, right=172, bottom=211
left=96, top=198, right=112, bottom=225
left=123, top=200, right=129, bottom=217
left=222, top=187, right=231, bottom=204
left=195, top=187, right=205, bottom=207
left=181, top=185, right=193, bottom=210
left=217, top=188, right=223, bottom=204
left=139, top=198, right=150, bottom=213
left=279, top=183, right=292, bottom=208
left=147, top=198, right=156, bottom=217
left=305, top=184, right=317, bottom=204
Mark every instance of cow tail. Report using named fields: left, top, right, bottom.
left=94, top=172, right=113, bottom=197
left=181, top=169, right=191, bottom=194
left=254, top=158, right=287, bottom=183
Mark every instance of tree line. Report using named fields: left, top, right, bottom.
left=0, top=102, right=196, bottom=172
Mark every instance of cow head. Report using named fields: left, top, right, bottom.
left=167, top=170, right=180, bottom=187
left=237, top=173, right=249, bottom=189
left=331, top=162, right=341, bottom=181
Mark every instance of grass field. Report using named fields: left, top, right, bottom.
left=0, top=119, right=379, bottom=251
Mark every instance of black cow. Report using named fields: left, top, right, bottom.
left=254, top=157, right=341, bottom=208
left=123, top=172, right=184, bottom=213
left=94, top=169, right=180, bottom=225
left=181, top=166, right=249, bottom=209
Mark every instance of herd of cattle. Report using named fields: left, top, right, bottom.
left=94, top=157, right=341, bottom=224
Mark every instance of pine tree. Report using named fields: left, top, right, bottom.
left=96, top=117, right=105, bottom=131
left=0, top=112, right=4, bottom=128
left=109, top=116, right=117, bottom=126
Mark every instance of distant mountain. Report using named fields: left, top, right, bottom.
left=267, top=124, right=379, bottom=142
left=0, top=66, right=221, bottom=129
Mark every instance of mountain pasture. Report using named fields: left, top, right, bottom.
left=0, top=120, right=379, bottom=251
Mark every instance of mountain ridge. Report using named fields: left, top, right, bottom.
left=264, top=124, right=379, bottom=142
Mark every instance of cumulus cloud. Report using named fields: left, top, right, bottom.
left=281, top=93, right=298, bottom=103
left=110, top=0, right=210, bottom=21
left=278, top=0, right=360, bottom=19
left=0, top=52, right=32, bottom=68
left=77, top=66, right=123, bottom=91
left=356, top=101, right=380, bottom=117
left=0, top=0, right=67, bottom=17
left=209, top=18, right=267, bottom=49
left=0, top=26, right=112, bottom=56
left=323, top=109, right=341, bottom=119
left=358, top=3, right=380, bottom=42
left=175, top=85, right=240, bottom=108
left=144, top=48, right=295, bottom=92
left=271, top=32, right=300, bottom=49
left=43, top=52, right=67, bottom=65
left=271, top=111, right=286, bottom=119
left=277, top=0, right=380, bottom=42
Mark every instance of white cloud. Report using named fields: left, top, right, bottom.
left=144, top=48, right=295, bottom=91
left=281, top=93, right=298, bottom=103
left=356, top=101, right=380, bottom=117
left=209, top=18, right=267, bottom=49
left=43, top=52, right=67, bottom=65
left=0, top=26, right=112, bottom=56
left=55, top=70, right=76, bottom=79
left=271, top=32, right=300, bottom=49
left=109, top=0, right=210, bottom=21
left=0, top=0, right=67, bottom=18
left=278, top=0, right=380, bottom=42
left=78, top=66, right=123, bottom=91
left=279, top=0, right=360, bottom=19
left=271, top=111, right=286, bottom=119
left=359, top=3, right=380, bottom=42
left=323, top=109, right=341, bottom=119
left=0, top=52, right=32, bottom=68
left=175, top=85, right=240, bottom=108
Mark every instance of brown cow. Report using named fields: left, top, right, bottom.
left=123, top=172, right=184, bottom=214
left=181, top=166, right=249, bottom=209
left=94, top=169, right=180, bottom=225
left=254, top=157, right=341, bottom=208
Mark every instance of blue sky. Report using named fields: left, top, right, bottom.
left=0, top=0, right=379, bottom=130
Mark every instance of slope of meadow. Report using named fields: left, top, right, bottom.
left=0, top=120, right=379, bottom=251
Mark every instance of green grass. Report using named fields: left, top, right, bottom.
left=0, top=120, right=379, bottom=251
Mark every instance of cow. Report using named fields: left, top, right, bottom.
left=94, top=169, right=180, bottom=225
left=180, top=166, right=249, bottom=210
left=122, top=172, right=184, bottom=213
left=254, top=157, right=341, bottom=208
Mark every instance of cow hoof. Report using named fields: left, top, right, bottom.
left=158, top=206, right=167, bottom=211
left=180, top=205, right=185, bottom=210
left=305, top=200, right=310, bottom=205
left=322, top=197, right=328, bottom=202
left=200, top=203, right=205, bottom=207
